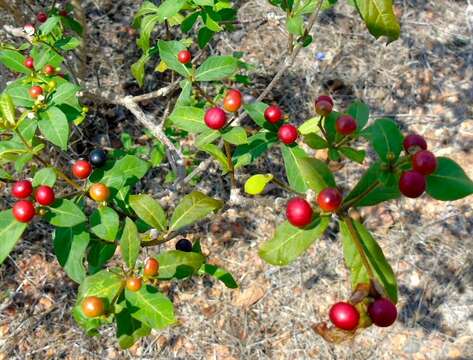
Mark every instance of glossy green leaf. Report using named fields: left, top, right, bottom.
left=51, top=83, right=80, bottom=107
left=31, top=45, right=64, bottom=69
left=195, top=128, right=220, bottom=147
left=120, top=218, right=141, bottom=269
left=244, top=174, right=273, bottom=195
left=46, top=199, right=86, bottom=227
left=198, top=264, right=238, bottom=288
left=339, top=147, right=366, bottom=164
left=38, top=106, right=69, bottom=150
left=199, top=143, right=230, bottom=173
left=303, top=133, right=328, bottom=149
left=364, top=118, right=403, bottom=163
left=87, top=241, right=117, bottom=274
left=298, top=117, right=319, bottom=135
left=0, top=210, right=27, bottom=264
left=233, top=131, right=278, bottom=168
left=129, top=194, right=167, bottom=231
left=347, top=101, right=369, bottom=131
left=195, top=56, right=238, bottom=82
left=0, top=49, right=31, bottom=74
left=0, top=93, right=16, bottom=127
left=158, top=40, right=192, bottom=77
left=116, top=306, right=151, bottom=349
left=222, top=126, right=248, bottom=145
left=55, top=37, right=82, bottom=50
left=90, top=207, right=119, bottom=242
left=353, top=0, right=400, bottom=42
left=131, top=51, right=150, bottom=87
left=39, top=16, right=61, bottom=35
left=281, top=145, right=310, bottom=193
left=156, top=0, right=186, bottom=22
left=155, top=250, right=205, bottom=279
left=32, top=167, right=57, bottom=187
left=168, top=106, right=206, bottom=133
left=297, top=157, right=336, bottom=192
left=5, top=84, right=34, bottom=107
left=197, top=27, right=215, bottom=48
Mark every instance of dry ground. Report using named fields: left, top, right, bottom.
left=1, top=0, right=473, bottom=359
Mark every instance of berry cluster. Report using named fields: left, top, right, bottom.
left=203, top=89, right=243, bottom=130
left=11, top=180, right=54, bottom=223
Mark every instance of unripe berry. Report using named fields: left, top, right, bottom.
left=89, top=149, right=108, bottom=168
left=143, top=258, right=159, bottom=277
left=315, top=95, right=334, bottom=106
left=177, top=50, right=191, bottom=64
left=37, top=12, right=48, bottom=23
left=12, top=180, right=33, bottom=199
left=34, top=185, right=55, bottom=206
left=126, top=277, right=142, bottom=292
left=286, top=197, right=313, bottom=227
left=72, top=160, right=92, bottom=179
left=368, top=298, right=397, bottom=327
left=403, top=134, right=427, bottom=153
left=223, top=89, right=242, bottom=112
left=81, top=296, right=105, bottom=318
left=204, top=107, right=227, bottom=130
left=43, top=64, right=55, bottom=76
left=264, top=105, right=283, bottom=124
left=412, top=150, right=437, bottom=175
left=329, top=302, right=360, bottom=331
left=12, top=200, right=35, bottom=223
left=336, top=115, right=357, bottom=135
left=175, top=238, right=193, bottom=252
left=278, top=124, right=298, bottom=145
left=317, top=188, right=342, bottom=212
left=29, top=86, right=43, bottom=99
left=24, top=57, right=34, bottom=69
left=315, top=95, right=334, bottom=117
left=399, top=171, right=426, bottom=198
left=89, top=183, right=110, bottom=202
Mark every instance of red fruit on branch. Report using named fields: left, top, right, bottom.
left=72, top=160, right=92, bottom=179
left=315, top=95, right=334, bottom=106
left=175, top=239, right=193, bottom=252
left=286, top=197, right=313, bottom=227
left=12, top=180, right=33, bottom=199
left=403, top=134, right=427, bottom=153
left=35, top=185, right=55, bottom=206
left=329, top=302, right=360, bottom=331
left=29, top=86, right=43, bottom=99
left=43, top=64, right=55, bottom=76
left=317, top=188, right=342, bottom=212
left=12, top=200, right=35, bottom=223
left=126, top=277, right=142, bottom=292
left=399, top=171, right=426, bottom=198
left=368, top=298, right=397, bottom=327
left=223, top=89, right=242, bottom=112
left=144, top=258, right=159, bottom=277
left=59, top=10, right=68, bottom=17
left=89, top=183, right=110, bottom=202
left=204, top=107, right=227, bottom=130
left=315, top=95, right=334, bottom=117
left=82, top=296, right=105, bottom=318
left=278, top=124, right=298, bottom=145
left=24, top=57, right=34, bottom=69
left=335, top=115, right=357, bottom=135
left=177, top=50, right=191, bottom=64
left=264, top=105, right=283, bottom=124
left=37, top=12, right=48, bottom=23
left=412, top=150, right=437, bottom=175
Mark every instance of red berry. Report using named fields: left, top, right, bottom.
left=286, top=197, right=313, bottom=227
left=317, top=188, right=342, bottom=212
left=89, top=183, right=110, bottom=202
left=315, top=100, right=333, bottom=117
left=223, top=89, right=242, bottom=112
left=412, top=150, right=437, bottom=175
left=399, top=171, right=426, bottom=198
left=144, top=258, right=159, bottom=277
left=37, top=12, right=48, bottom=23
left=29, top=86, right=43, bottom=99
left=12, top=180, right=33, bottom=199
left=24, top=57, right=34, bottom=69
left=368, top=298, right=397, bottom=327
left=335, top=115, right=357, bottom=135
left=264, top=105, right=283, bottom=124
left=315, top=95, right=334, bottom=106
left=72, top=160, right=92, bottom=179
left=278, top=124, right=298, bottom=145
left=177, top=50, right=191, bottom=64
left=403, top=134, right=427, bottom=153
left=59, top=10, right=68, bottom=17
left=82, top=296, right=105, bottom=318
left=43, top=64, right=55, bottom=76
left=126, top=277, right=142, bottom=292
left=329, top=302, right=360, bottom=331
left=204, top=107, right=227, bottom=130
left=35, top=185, right=55, bottom=206
left=12, top=200, right=35, bottom=223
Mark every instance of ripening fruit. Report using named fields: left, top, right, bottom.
left=35, top=185, right=55, bottom=206
left=177, top=50, right=191, bottom=64
left=317, top=188, right=342, bottom=212
left=37, top=12, right=48, bottom=23
left=12, top=180, right=33, bottom=199
left=72, top=160, right=92, bottom=179
left=12, top=200, right=35, bottom=223
left=89, top=149, right=108, bottom=168
left=175, top=238, right=193, bottom=252
left=286, top=197, right=313, bottom=227
left=412, top=150, right=437, bottom=175
left=315, top=95, right=334, bottom=117
left=264, top=105, right=283, bottom=124
left=278, top=124, right=298, bottom=145
left=29, top=86, right=43, bottom=99
left=43, top=64, right=55, bottom=76
left=126, top=277, right=142, bottom=292
left=223, top=89, right=242, bottom=112
left=143, top=258, right=160, bottom=277
left=204, top=107, right=227, bottom=130
left=329, top=302, right=360, bottom=331
left=368, top=298, right=397, bottom=327
left=399, top=171, right=426, bottom=198
left=59, top=10, right=68, bottom=17
left=81, top=296, right=105, bottom=318
left=335, top=115, right=357, bottom=135
left=315, top=95, right=334, bottom=106
left=89, top=183, right=110, bottom=202
left=403, top=134, right=427, bottom=153
left=24, top=57, right=34, bottom=69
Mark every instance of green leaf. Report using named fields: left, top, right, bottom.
left=38, top=107, right=69, bottom=150
left=287, top=15, right=304, bottom=35
left=53, top=225, right=90, bottom=283
left=353, top=0, right=400, bottom=42
left=116, top=306, right=151, bottom=349
left=120, top=218, right=141, bottom=269
left=157, top=40, right=192, bottom=77
left=198, top=264, right=238, bottom=288
left=199, top=143, right=230, bottom=173
left=136, top=14, right=160, bottom=52
left=281, top=145, right=310, bottom=193
left=244, top=174, right=273, bottom=195
left=195, top=128, right=220, bottom=147
left=92, top=155, right=150, bottom=190
left=347, top=101, right=369, bottom=131
left=0, top=49, right=31, bottom=74
left=339, top=147, right=366, bottom=164
left=297, top=157, right=336, bottom=192
left=303, top=133, right=328, bottom=149
left=39, top=16, right=61, bottom=35
left=87, top=241, right=117, bottom=274
left=0, top=210, right=27, bottom=264
left=197, top=27, right=215, bottom=48
left=156, top=250, right=205, bottom=279
left=222, top=126, right=248, bottom=145
left=195, top=56, right=238, bottom=82
left=426, top=157, right=473, bottom=201
left=0, top=93, right=16, bottom=127
left=156, top=0, right=186, bottom=22
left=32, top=167, right=57, bottom=187
left=364, top=118, right=403, bottom=163
left=168, top=106, right=206, bottom=133
left=340, top=218, right=398, bottom=303
left=129, top=194, right=167, bottom=231
left=51, top=83, right=80, bottom=107
left=31, top=44, right=64, bottom=69
left=131, top=52, right=150, bottom=87
left=233, top=131, right=278, bottom=168
left=55, top=36, right=82, bottom=50
left=5, top=84, right=34, bottom=107
left=243, top=102, right=276, bottom=131
left=298, top=117, right=319, bottom=135
left=169, top=191, right=223, bottom=232
left=125, top=285, right=176, bottom=330
left=46, top=199, right=86, bottom=227
left=259, top=217, right=330, bottom=266
left=90, top=207, right=119, bottom=242
left=181, top=12, right=199, bottom=32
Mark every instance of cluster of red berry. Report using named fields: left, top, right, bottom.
left=203, top=90, right=243, bottom=130
left=11, top=180, right=54, bottom=223
left=23, top=57, right=59, bottom=98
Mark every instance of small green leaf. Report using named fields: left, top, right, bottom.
left=198, top=264, right=238, bottom=288
left=90, top=207, right=119, bottom=242
left=116, top=306, right=151, bottom=349
left=87, top=241, right=117, bottom=274
left=195, top=129, right=220, bottom=147
left=298, top=117, right=319, bottom=135
left=120, top=218, right=141, bottom=269
left=339, top=147, right=366, bottom=164
left=156, top=250, right=205, bottom=279
left=303, top=133, right=328, bottom=149
left=46, top=199, right=86, bottom=227
left=55, top=37, right=82, bottom=50
left=353, top=0, right=400, bottom=42
left=0, top=210, right=27, bottom=264
left=222, top=126, right=248, bottom=145
left=168, top=106, right=206, bottom=133
left=39, top=16, right=61, bottom=35
left=195, top=56, right=238, bottom=82
left=0, top=49, right=31, bottom=74
left=197, top=27, right=215, bottom=48
left=51, top=83, right=80, bottom=107
left=129, top=194, right=167, bottom=231
left=296, top=157, right=336, bottom=192
left=38, top=107, right=70, bottom=150
left=281, top=145, right=310, bottom=193
left=233, top=131, right=278, bottom=168
left=199, top=143, right=230, bottom=173
left=0, top=93, right=16, bottom=127
left=347, top=101, right=369, bottom=131
left=158, top=40, right=192, bottom=77
left=244, top=174, right=273, bottom=195
left=31, top=44, right=64, bottom=69
left=287, top=15, right=304, bottom=35
left=364, top=118, right=403, bottom=163
left=32, top=167, right=57, bottom=187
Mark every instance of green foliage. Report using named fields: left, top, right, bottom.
left=156, top=250, right=205, bottom=279
left=352, top=0, right=400, bottom=42
left=0, top=210, right=28, bottom=264
left=426, top=157, right=473, bottom=200
left=244, top=174, right=274, bottom=195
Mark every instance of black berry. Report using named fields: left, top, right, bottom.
left=175, top=238, right=193, bottom=252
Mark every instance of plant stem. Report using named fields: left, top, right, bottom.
left=271, top=176, right=305, bottom=196
left=224, top=141, right=236, bottom=188
left=341, top=180, right=380, bottom=211
left=343, top=216, right=375, bottom=280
